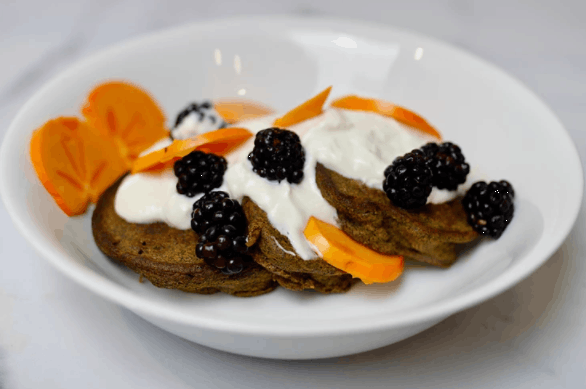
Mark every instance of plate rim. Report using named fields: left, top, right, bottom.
left=1, top=14, right=583, bottom=336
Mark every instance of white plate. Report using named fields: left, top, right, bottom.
left=1, top=16, right=582, bottom=359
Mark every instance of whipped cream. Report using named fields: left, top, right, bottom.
left=302, top=109, right=461, bottom=203
left=114, top=169, right=198, bottom=230
left=114, top=108, right=466, bottom=259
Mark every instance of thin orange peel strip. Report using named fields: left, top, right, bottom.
left=330, top=95, right=442, bottom=139
left=131, top=127, right=253, bottom=174
left=273, top=86, right=332, bottom=128
left=214, top=99, right=275, bottom=124
left=304, top=216, right=404, bottom=284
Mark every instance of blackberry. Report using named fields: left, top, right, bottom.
left=191, top=191, right=251, bottom=275
left=383, top=149, right=433, bottom=209
left=170, top=101, right=227, bottom=140
left=421, top=142, right=470, bottom=190
left=196, top=226, right=252, bottom=275
left=463, top=180, right=515, bottom=239
left=248, top=128, right=305, bottom=184
left=174, top=150, right=227, bottom=197
left=191, top=191, right=246, bottom=235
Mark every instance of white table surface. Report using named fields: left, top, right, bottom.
left=1, top=0, right=585, bottom=387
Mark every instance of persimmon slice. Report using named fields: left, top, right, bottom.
left=132, top=127, right=253, bottom=173
left=30, top=117, right=128, bottom=216
left=273, top=86, right=332, bottom=128
left=304, top=217, right=404, bottom=284
left=214, top=100, right=274, bottom=124
left=331, top=95, right=442, bottom=139
left=82, top=81, right=168, bottom=167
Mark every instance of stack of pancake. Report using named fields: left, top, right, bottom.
left=92, top=166, right=478, bottom=296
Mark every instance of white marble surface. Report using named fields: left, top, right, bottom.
left=1, top=0, right=585, bottom=387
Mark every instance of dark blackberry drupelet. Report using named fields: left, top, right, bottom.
left=499, top=179, right=515, bottom=199
left=191, top=191, right=251, bottom=275
left=462, top=180, right=515, bottom=239
left=421, top=142, right=470, bottom=190
left=170, top=101, right=227, bottom=140
left=173, top=151, right=227, bottom=197
left=248, top=128, right=305, bottom=184
left=383, top=149, right=433, bottom=209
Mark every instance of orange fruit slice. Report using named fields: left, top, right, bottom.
left=214, top=100, right=274, bottom=124
left=82, top=81, right=168, bottom=167
left=30, top=117, right=128, bottom=216
left=273, top=86, right=332, bottom=128
left=330, top=95, right=442, bottom=140
left=304, top=217, right=404, bottom=284
left=131, top=127, right=253, bottom=173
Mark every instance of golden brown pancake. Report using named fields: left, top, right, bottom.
left=315, top=163, right=478, bottom=267
left=92, top=179, right=277, bottom=297
left=243, top=197, right=355, bottom=293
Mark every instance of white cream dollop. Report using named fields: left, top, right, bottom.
left=302, top=109, right=429, bottom=188
left=114, top=169, right=199, bottom=230
left=302, top=108, right=462, bottom=203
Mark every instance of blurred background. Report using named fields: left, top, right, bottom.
left=1, top=1, right=585, bottom=388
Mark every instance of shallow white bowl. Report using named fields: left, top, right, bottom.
left=1, top=16, right=582, bottom=360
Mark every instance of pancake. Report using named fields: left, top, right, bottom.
left=92, top=179, right=278, bottom=297
left=315, top=163, right=478, bottom=267
left=243, top=197, right=355, bottom=293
